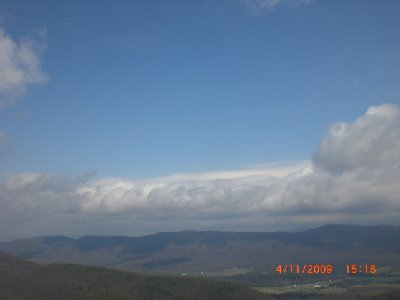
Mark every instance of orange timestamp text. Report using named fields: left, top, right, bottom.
left=345, top=264, right=376, bottom=274
left=275, top=264, right=377, bottom=274
left=276, top=264, right=333, bottom=274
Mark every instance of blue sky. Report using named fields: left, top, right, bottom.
left=0, top=0, right=398, bottom=178
left=0, top=0, right=399, bottom=238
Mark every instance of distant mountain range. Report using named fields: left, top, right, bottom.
left=1, top=224, right=400, bottom=274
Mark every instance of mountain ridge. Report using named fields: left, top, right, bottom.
left=1, top=224, right=399, bottom=273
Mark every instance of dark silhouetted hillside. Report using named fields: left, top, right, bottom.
left=0, top=251, right=272, bottom=300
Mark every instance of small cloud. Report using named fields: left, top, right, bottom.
left=117, top=36, right=160, bottom=51
left=233, top=0, right=313, bottom=15
left=0, top=130, right=5, bottom=140
left=61, top=21, right=70, bottom=28
left=0, top=26, right=48, bottom=108
left=0, top=129, right=9, bottom=161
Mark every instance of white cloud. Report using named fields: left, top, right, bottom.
left=0, top=26, right=48, bottom=108
left=0, top=104, right=399, bottom=239
left=147, top=161, right=310, bottom=183
left=313, top=103, right=400, bottom=173
left=234, top=0, right=312, bottom=14
left=0, top=129, right=7, bottom=159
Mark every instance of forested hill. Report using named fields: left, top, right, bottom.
left=0, top=251, right=272, bottom=300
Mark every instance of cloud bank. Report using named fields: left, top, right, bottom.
left=0, top=104, right=399, bottom=239
left=0, top=26, right=48, bottom=108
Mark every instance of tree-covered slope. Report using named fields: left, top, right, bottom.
left=0, top=251, right=272, bottom=300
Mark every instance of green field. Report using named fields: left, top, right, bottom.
left=255, top=284, right=346, bottom=295
left=251, top=275, right=400, bottom=299
left=200, top=267, right=251, bottom=277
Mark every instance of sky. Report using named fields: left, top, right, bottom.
left=0, top=0, right=399, bottom=240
